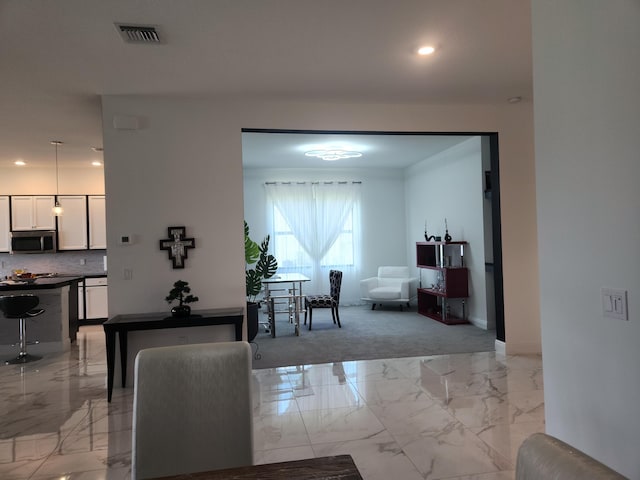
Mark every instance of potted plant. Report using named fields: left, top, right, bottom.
left=165, top=280, right=199, bottom=317
left=245, top=220, right=277, bottom=340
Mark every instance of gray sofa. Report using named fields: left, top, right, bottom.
left=516, top=433, right=627, bottom=480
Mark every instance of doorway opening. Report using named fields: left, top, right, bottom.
left=242, top=128, right=505, bottom=357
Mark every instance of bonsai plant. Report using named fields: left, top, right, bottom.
left=165, top=280, right=199, bottom=317
left=245, top=220, right=277, bottom=340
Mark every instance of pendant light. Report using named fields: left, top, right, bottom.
left=51, top=140, right=64, bottom=216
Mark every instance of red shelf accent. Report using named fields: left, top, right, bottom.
left=416, top=242, right=469, bottom=325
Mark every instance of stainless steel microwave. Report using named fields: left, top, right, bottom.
left=10, top=230, right=56, bottom=254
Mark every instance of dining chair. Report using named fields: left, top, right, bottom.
left=304, top=270, right=343, bottom=330
left=131, top=341, right=253, bottom=480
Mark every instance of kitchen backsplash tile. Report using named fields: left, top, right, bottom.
left=0, top=250, right=107, bottom=278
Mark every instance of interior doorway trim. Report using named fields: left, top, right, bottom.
left=242, top=127, right=505, bottom=342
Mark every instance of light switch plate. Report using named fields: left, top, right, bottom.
left=602, top=288, right=628, bottom=321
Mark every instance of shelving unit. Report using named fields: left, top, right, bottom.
left=416, top=241, right=469, bottom=325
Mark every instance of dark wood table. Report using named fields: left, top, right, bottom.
left=149, top=455, right=363, bottom=480
left=103, top=307, right=243, bottom=402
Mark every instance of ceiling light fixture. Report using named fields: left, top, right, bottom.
left=304, top=149, right=363, bottom=161
left=14, top=160, right=26, bottom=166
left=417, top=45, right=435, bottom=55
left=508, top=96, right=523, bottom=104
left=51, top=140, right=64, bottom=216
left=91, top=161, right=102, bottom=166
left=91, top=147, right=103, bottom=153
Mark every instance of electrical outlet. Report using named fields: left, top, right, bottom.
left=80, top=258, right=86, bottom=265
left=119, top=234, right=134, bottom=245
left=602, top=288, right=628, bottom=321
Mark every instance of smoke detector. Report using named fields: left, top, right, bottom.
left=115, top=24, right=161, bottom=44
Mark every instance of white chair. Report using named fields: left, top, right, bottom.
left=132, top=341, right=253, bottom=480
left=360, top=266, right=419, bottom=310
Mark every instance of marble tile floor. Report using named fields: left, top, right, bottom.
left=0, top=326, right=544, bottom=480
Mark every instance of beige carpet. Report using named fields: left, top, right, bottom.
left=251, top=304, right=495, bottom=369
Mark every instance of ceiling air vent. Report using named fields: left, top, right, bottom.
left=116, top=24, right=161, bottom=44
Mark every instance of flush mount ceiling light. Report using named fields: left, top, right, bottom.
left=304, top=149, right=363, bottom=161
left=417, top=45, right=436, bottom=55
left=51, top=140, right=64, bottom=216
left=14, top=160, right=26, bottom=166
left=91, top=161, right=102, bottom=166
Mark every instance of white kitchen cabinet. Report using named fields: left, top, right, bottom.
left=88, top=195, right=106, bottom=249
left=11, top=195, right=56, bottom=230
left=0, top=196, right=9, bottom=252
left=78, top=280, right=85, bottom=320
left=85, top=276, right=108, bottom=320
left=57, top=196, right=88, bottom=250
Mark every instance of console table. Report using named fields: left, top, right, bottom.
left=103, top=307, right=243, bottom=402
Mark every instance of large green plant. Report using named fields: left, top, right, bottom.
left=245, top=220, right=278, bottom=302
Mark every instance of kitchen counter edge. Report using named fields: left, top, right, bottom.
left=0, top=276, right=84, bottom=291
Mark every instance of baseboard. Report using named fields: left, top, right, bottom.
left=505, top=342, right=542, bottom=355
left=468, top=316, right=487, bottom=330
left=493, top=340, right=541, bottom=355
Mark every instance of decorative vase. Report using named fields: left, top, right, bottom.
left=444, top=218, right=452, bottom=242
left=247, top=301, right=259, bottom=342
left=171, top=305, right=191, bottom=317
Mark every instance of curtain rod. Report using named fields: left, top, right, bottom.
left=264, top=181, right=362, bottom=185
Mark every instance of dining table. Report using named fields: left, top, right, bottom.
left=262, top=272, right=310, bottom=337
left=147, top=454, right=363, bottom=480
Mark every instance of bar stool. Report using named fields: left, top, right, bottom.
left=0, top=294, right=45, bottom=364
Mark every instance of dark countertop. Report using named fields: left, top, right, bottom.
left=0, top=276, right=83, bottom=291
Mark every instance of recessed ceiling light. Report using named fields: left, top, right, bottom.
left=91, top=161, right=102, bottom=166
left=91, top=147, right=103, bottom=153
left=417, top=46, right=435, bottom=56
left=508, top=96, right=523, bottom=104
left=305, top=150, right=363, bottom=162
left=14, top=160, right=26, bottom=166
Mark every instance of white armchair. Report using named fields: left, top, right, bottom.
left=360, top=266, right=419, bottom=310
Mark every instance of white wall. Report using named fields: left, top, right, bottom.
left=532, top=1, right=640, bottom=477
left=243, top=167, right=406, bottom=305
left=405, top=138, right=488, bottom=328
left=101, top=97, right=538, bottom=351
left=0, top=165, right=104, bottom=195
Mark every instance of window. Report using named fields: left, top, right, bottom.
left=274, top=206, right=354, bottom=269
left=265, top=182, right=361, bottom=304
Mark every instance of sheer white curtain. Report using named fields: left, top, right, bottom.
left=265, top=182, right=362, bottom=305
